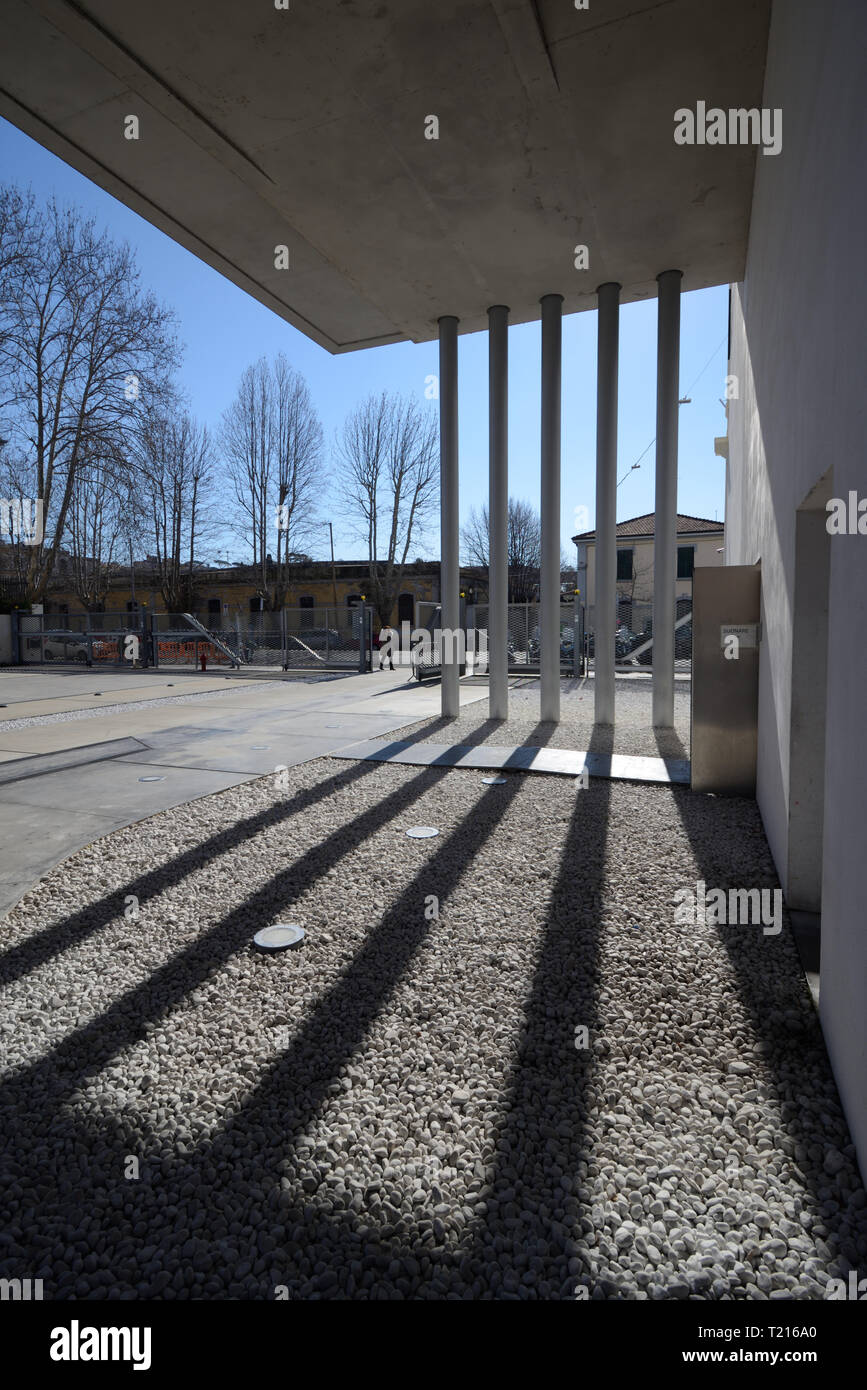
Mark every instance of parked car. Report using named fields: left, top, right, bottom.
left=42, top=635, right=88, bottom=662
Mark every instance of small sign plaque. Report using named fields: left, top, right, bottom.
left=720, top=623, right=757, bottom=648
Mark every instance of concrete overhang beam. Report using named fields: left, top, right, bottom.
left=0, top=0, right=771, bottom=352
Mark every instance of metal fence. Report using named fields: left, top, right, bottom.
left=472, top=602, right=582, bottom=675
left=406, top=600, right=583, bottom=680
left=160, top=606, right=372, bottom=670
left=584, top=597, right=693, bottom=672
left=14, top=611, right=150, bottom=666
left=11, top=605, right=374, bottom=671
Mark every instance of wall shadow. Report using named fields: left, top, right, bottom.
left=654, top=728, right=867, bottom=1283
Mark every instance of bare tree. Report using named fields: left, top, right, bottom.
left=461, top=497, right=567, bottom=602
left=0, top=189, right=179, bottom=603
left=334, top=392, right=437, bottom=628
left=64, top=442, right=129, bottom=610
left=220, top=354, right=323, bottom=608
left=131, top=406, right=215, bottom=612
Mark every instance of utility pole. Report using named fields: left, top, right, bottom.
left=129, top=539, right=136, bottom=609
left=329, top=521, right=338, bottom=611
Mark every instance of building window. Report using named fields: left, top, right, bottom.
left=398, top=592, right=414, bottom=626
left=249, top=596, right=262, bottom=614
left=208, top=598, right=221, bottom=616
left=616, top=548, right=633, bottom=581
left=126, top=600, right=139, bottom=613
left=677, top=546, right=695, bottom=579
left=346, top=593, right=362, bottom=608
left=299, top=595, right=314, bottom=627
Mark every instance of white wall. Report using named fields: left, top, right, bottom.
left=726, top=0, right=867, bottom=1171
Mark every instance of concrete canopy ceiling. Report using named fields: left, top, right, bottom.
left=1, top=0, right=770, bottom=353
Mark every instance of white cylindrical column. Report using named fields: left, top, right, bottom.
left=652, top=269, right=682, bottom=729
left=439, top=315, right=460, bottom=718
left=594, top=281, right=620, bottom=726
left=540, top=293, right=563, bottom=724
left=488, top=305, right=509, bottom=721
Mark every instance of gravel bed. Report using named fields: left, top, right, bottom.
left=404, top=675, right=691, bottom=759
left=0, top=686, right=864, bottom=1300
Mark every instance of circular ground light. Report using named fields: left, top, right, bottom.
left=253, top=923, right=305, bottom=951
left=250, top=744, right=270, bottom=750
left=481, top=776, right=508, bottom=785
left=406, top=826, right=440, bottom=839
left=138, top=775, right=165, bottom=783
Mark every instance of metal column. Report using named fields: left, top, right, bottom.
left=653, top=269, right=682, bottom=728
left=540, top=294, right=563, bottom=724
left=488, top=305, right=509, bottom=720
left=439, top=315, right=460, bottom=718
left=595, top=281, right=620, bottom=726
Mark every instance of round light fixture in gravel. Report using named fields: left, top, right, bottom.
left=138, top=775, right=165, bottom=782
left=253, top=923, right=305, bottom=951
left=406, top=826, right=440, bottom=839
left=250, top=745, right=270, bottom=750
left=481, top=776, right=508, bottom=785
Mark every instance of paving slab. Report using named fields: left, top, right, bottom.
left=0, top=737, right=146, bottom=785
left=0, top=760, right=250, bottom=817
left=330, top=739, right=691, bottom=785
left=116, top=733, right=359, bottom=775
left=0, top=804, right=124, bottom=916
left=0, top=671, right=254, bottom=710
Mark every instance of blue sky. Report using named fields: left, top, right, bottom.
left=1, top=115, right=728, bottom=564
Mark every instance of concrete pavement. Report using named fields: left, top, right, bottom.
left=0, top=668, right=487, bottom=920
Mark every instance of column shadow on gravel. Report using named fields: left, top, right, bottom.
left=452, top=722, right=615, bottom=1300
left=653, top=725, right=867, bottom=1287
left=0, top=716, right=535, bottom=1297
left=0, top=716, right=463, bottom=993
left=0, top=720, right=502, bottom=1121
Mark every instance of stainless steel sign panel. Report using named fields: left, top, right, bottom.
left=691, top=566, right=761, bottom=793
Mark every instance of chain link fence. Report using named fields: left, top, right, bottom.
left=159, top=606, right=370, bottom=669
left=11, top=606, right=373, bottom=671
left=407, top=601, right=582, bottom=679
left=584, top=597, right=692, bottom=672
left=14, top=611, right=148, bottom=666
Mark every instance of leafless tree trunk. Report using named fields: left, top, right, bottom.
left=461, top=497, right=566, bottom=603
left=0, top=188, right=179, bottom=604
left=131, top=408, right=214, bottom=612
left=65, top=442, right=129, bottom=610
left=334, top=392, right=437, bottom=628
left=220, top=354, right=322, bottom=608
